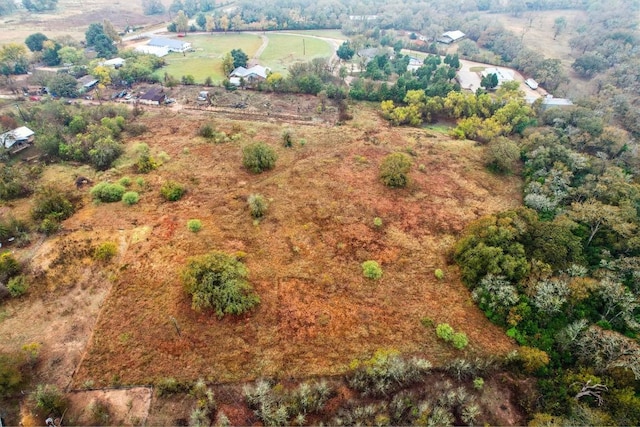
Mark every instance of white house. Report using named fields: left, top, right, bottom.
left=407, top=56, right=423, bottom=72
left=147, top=37, right=191, bottom=53
left=482, top=67, right=515, bottom=85
left=101, top=57, right=126, bottom=68
left=135, top=45, right=169, bottom=57
left=229, top=65, right=270, bottom=86
left=437, top=30, right=466, bottom=44
left=0, top=126, right=34, bottom=153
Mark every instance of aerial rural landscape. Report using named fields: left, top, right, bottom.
left=0, top=0, right=639, bottom=425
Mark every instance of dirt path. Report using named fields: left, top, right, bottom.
left=249, top=33, right=270, bottom=66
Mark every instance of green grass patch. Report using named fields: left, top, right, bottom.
left=259, top=34, right=333, bottom=75
left=469, top=66, right=486, bottom=72
left=280, top=29, right=346, bottom=39
left=424, top=122, right=453, bottom=133
left=154, top=33, right=263, bottom=83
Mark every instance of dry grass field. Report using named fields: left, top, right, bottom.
left=0, top=95, right=521, bottom=392
left=0, top=0, right=165, bottom=45
left=5, top=96, right=521, bottom=388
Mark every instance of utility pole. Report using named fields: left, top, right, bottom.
left=303, top=38, right=306, bottom=55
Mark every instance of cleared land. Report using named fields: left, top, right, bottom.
left=258, top=33, right=334, bottom=74
left=0, top=97, right=518, bottom=388
left=151, top=33, right=264, bottom=83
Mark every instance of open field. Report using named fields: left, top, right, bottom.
left=150, top=32, right=335, bottom=83
left=0, top=94, right=521, bottom=391
left=5, top=96, right=516, bottom=387
left=151, top=33, right=264, bottom=83
left=258, top=33, right=334, bottom=74
left=0, top=0, right=164, bottom=45
left=484, top=10, right=587, bottom=70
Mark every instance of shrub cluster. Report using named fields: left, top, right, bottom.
left=94, top=242, right=117, bottom=262
left=380, top=152, right=412, bottom=188
left=187, top=219, right=202, bottom=232
left=242, top=142, right=277, bottom=173
left=348, top=349, right=432, bottom=397
left=361, top=260, right=383, bottom=280
left=160, top=181, right=186, bottom=201
left=248, top=194, right=268, bottom=219
left=436, top=323, right=469, bottom=349
left=122, top=191, right=140, bottom=205
left=90, top=182, right=126, bottom=203
left=181, top=251, right=260, bottom=318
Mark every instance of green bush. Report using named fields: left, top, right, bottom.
left=436, top=323, right=455, bottom=341
left=0, top=252, right=21, bottom=282
left=380, top=152, right=412, bottom=188
left=361, top=260, right=383, bottom=280
left=160, top=181, right=186, bottom=201
left=452, top=332, right=469, bottom=349
left=136, top=153, right=159, bottom=173
left=118, top=177, right=132, bottom=187
left=31, top=186, right=76, bottom=221
left=242, top=142, right=277, bottom=173
left=473, top=377, right=484, bottom=390
left=7, top=275, right=28, bottom=297
left=90, top=182, right=126, bottom=203
left=182, top=251, right=260, bottom=318
left=373, top=217, right=383, bottom=228
left=248, top=194, right=268, bottom=218
left=434, top=269, right=445, bottom=280
left=39, top=218, right=61, bottom=235
left=122, top=191, right=140, bottom=206
left=155, top=377, right=189, bottom=397
left=199, top=123, right=216, bottom=138
left=94, top=242, right=117, bottom=262
left=33, top=384, right=67, bottom=416
left=282, top=129, right=294, bottom=147
left=0, top=353, right=22, bottom=397
left=187, top=219, right=202, bottom=232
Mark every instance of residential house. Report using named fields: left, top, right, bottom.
left=147, top=37, right=192, bottom=53
left=0, top=126, right=34, bottom=154
left=407, top=56, right=423, bottom=72
left=135, top=45, right=169, bottom=57
left=437, top=30, right=466, bottom=44
left=481, top=67, right=514, bottom=85
left=229, top=65, right=269, bottom=86
left=101, top=57, right=126, bottom=68
left=138, top=86, right=166, bottom=105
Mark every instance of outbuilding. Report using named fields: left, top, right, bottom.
left=437, top=30, right=466, bottom=44
left=0, top=126, right=35, bottom=153
left=138, top=86, right=166, bottom=105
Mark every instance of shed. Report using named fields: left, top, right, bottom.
left=437, top=30, right=466, bottom=44
left=148, top=37, right=191, bottom=53
left=138, top=86, right=166, bottom=105
left=77, top=75, right=99, bottom=91
left=0, top=126, right=35, bottom=153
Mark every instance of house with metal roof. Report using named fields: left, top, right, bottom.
left=229, top=65, right=270, bottom=86
left=148, top=37, right=192, bottom=53
left=438, top=30, right=466, bottom=44
left=0, top=126, right=34, bottom=153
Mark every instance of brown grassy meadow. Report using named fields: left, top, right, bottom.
left=51, top=100, right=523, bottom=387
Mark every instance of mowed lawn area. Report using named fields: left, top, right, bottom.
left=153, top=33, right=263, bottom=83
left=154, top=32, right=334, bottom=83
left=259, top=33, right=334, bottom=74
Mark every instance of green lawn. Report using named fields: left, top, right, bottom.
left=154, top=33, right=263, bottom=83
left=154, top=32, right=334, bottom=82
left=277, top=29, right=346, bottom=40
left=259, top=34, right=333, bottom=75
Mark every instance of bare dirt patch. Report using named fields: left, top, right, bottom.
left=56, top=99, right=521, bottom=387
left=65, top=387, right=152, bottom=425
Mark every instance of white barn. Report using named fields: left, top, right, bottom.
left=147, top=37, right=191, bottom=53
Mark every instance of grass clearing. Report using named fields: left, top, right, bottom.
left=259, top=34, right=334, bottom=74
left=154, top=33, right=264, bottom=83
